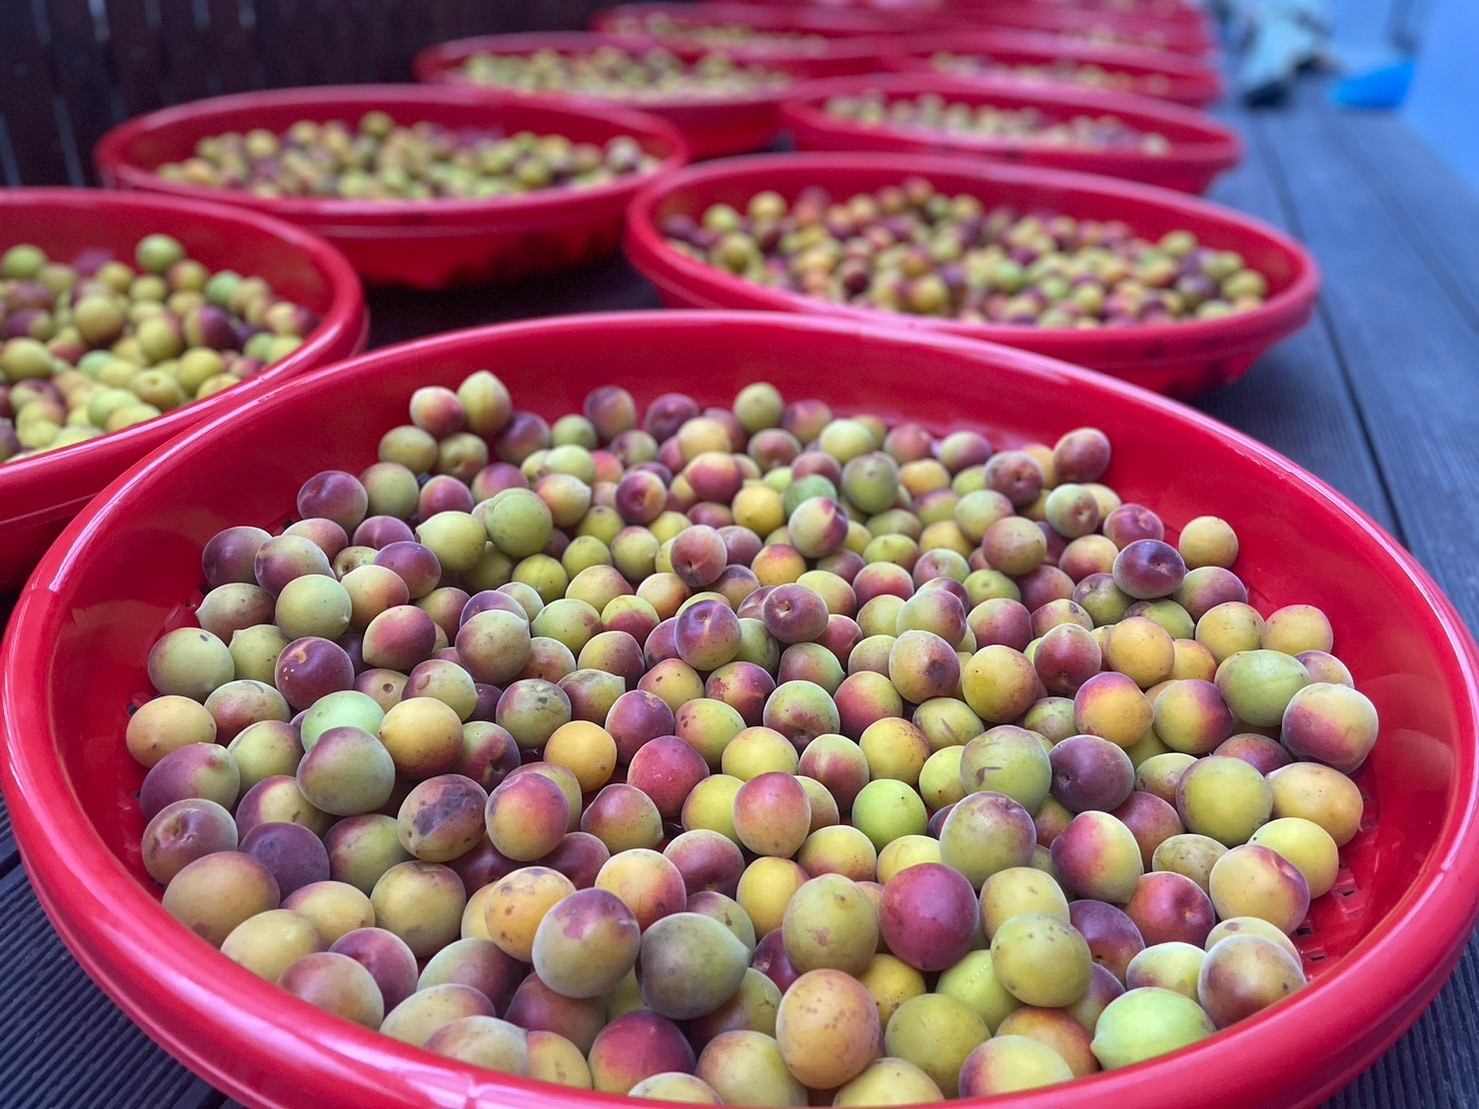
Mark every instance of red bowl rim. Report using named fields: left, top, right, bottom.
left=589, top=3, right=921, bottom=64
left=941, top=0, right=1216, bottom=31
left=622, top=151, right=1320, bottom=370
left=896, top=29, right=1224, bottom=79
left=779, top=73, right=1243, bottom=170
left=3, top=310, right=1479, bottom=1109
left=592, top=1, right=913, bottom=38
left=0, top=187, right=366, bottom=523
left=885, top=29, right=1226, bottom=103
left=411, top=31, right=808, bottom=111
left=921, top=2, right=1219, bottom=52
left=92, top=84, right=692, bottom=227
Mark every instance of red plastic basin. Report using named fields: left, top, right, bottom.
left=781, top=74, right=1242, bottom=193
left=590, top=3, right=922, bottom=77
left=2, top=311, right=1477, bottom=1109
left=947, top=0, right=1216, bottom=33
left=720, top=0, right=1214, bottom=33
left=623, top=152, right=1318, bottom=397
left=594, top=1, right=908, bottom=41
left=0, top=188, right=366, bottom=591
left=703, top=0, right=1219, bottom=55
left=93, top=85, right=690, bottom=289
left=412, top=32, right=828, bottom=160
left=926, top=4, right=1219, bottom=56
left=886, top=30, right=1225, bottom=108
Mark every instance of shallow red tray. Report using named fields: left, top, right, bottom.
left=886, top=30, right=1225, bottom=108
left=927, top=4, right=1218, bottom=56
left=782, top=74, right=1241, bottom=193
left=704, top=0, right=1219, bottom=55
left=947, top=0, right=1215, bottom=33
left=93, top=85, right=689, bottom=289
left=0, top=188, right=365, bottom=591
left=412, top=32, right=828, bottom=160
left=590, top=3, right=920, bottom=77
left=3, top=311, right=1477, bottom=1109
left=624, top=152, right=1317, bottom=397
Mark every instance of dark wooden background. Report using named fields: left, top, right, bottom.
left=0, top=0, right=631, bottom=188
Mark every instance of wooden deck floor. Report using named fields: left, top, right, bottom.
left=2, top=74, right=1478, bottom=1108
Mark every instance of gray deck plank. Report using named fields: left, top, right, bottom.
left=1326, top=108, right=1479, bottom=331
left=1248, top=82, right=1479, bottom=1109
left=1246, top=81, right=1479, bottom=629
left=0, top=866, right=222, bottom=1109
left=1195, top=103, right=1403, bottom=538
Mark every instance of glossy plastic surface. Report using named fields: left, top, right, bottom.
left=782, top=74, right=1242, bottom=193
left=711, top=0, right=1218, bottom=55
left=412, top=32, right=827, bottom=160
left=624, top=152, right=1319, bottom=396
left=0, top=188, right=366, bottom=590
left=3, top=311, right=1478, bottom=1109
left=926, top=4, right=1218, bottom=56
left=594, top=1, right=904, bottom=40
left=726, top=0, right=1213, bottom=30
left=94, top=85, right=690, bottom=288
left=886, top=30, right=1225, bottom=108
left=590, top=3, right=915, bottom=77
left=946, top=0, right=1215, bottom=32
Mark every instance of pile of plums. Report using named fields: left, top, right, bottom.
left=661, top=178, right=1271, bottom=328
left=822, top=92, right=1172, bottom=154
left=131, top=370, right=1377, bottom=1102
left=154, top=112, right=659, bottom=201
left=930, top=53, right=1175, bottom=98
left=603, top=13, right=830, bottom=53
left=454, top=46, right=790, bottom=101
left=0, top=235, right=317, bottom=463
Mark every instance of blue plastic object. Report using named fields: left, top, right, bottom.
left=1332, top=61, right=1415, bottom=109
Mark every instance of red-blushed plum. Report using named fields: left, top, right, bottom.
left=419, top=937, right=523, bottom=1014
left=595, top=848, right=687, bottom=932
left=627, top=736, right=709, bottom=823
left=1052, top=811, right=1144, bottom=903
left=485, top=771, right=569, bottom=862
left=1111, top=791, right=1185, bottom=870
left=1050, top=735, right=1135, bottom=813
left=1197, top=934, right=1306, bottom=1029
left=1124, top=870, right=1218, bottom=947
left=162, top=850, right=280, bottom=948
left=141, top=798, right=238, bottom=886
left=958, top=1035, right=1073, bottom=1095
left=540, top=832, right=610, bottom=891
left=1208, top=844, right=1311, bottom=935
left=1066, top=963, right=1126, bottom=1032
left=504, top=974, right=604, bottom=1054
left=279, top=950, right=384, bottom=1029
left=240, top=820, right=330, bottom=898
left=996, top=1006, right=1099, bottom=1078
left=580, top=782, right=663, bottom=853
left=1215, top=733, right=1293, bottom=776
left=530, top=887, right=641, bottom=1000
left=1068, top=900, right=1145, bottom=983
left=878, top=862, right=976, bottom=971
left=705, top=660, right=777, bottom=726
left=733, top=772, right=810, bottom=858
left=397, top=774, right=488, bottom=863
left=1280, top=682, right=1380, bottom=773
